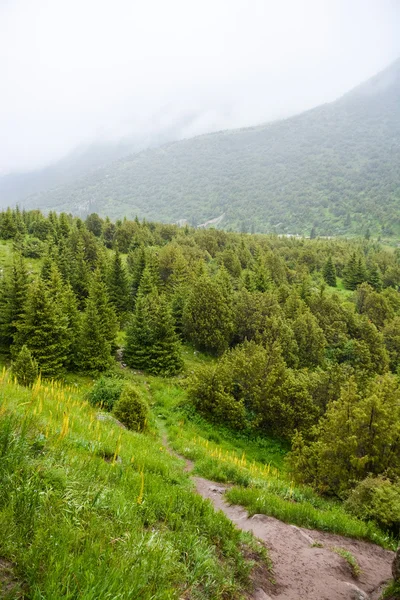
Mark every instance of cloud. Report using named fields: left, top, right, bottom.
left=0, top=0, right=399, bottom=173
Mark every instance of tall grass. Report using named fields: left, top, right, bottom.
left=225, top=488, right=394, bottom=548
left=150, top=375, right=397, bottom=550
left=0, top=370, right=266, bottom=599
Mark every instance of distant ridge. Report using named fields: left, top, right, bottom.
left=6, top=58, right=400, bottom=236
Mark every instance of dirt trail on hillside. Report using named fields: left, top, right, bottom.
left=163, top=436, right=394, bottom=600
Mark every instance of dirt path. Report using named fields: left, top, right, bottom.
left=163, top=434, right=394, bottom=600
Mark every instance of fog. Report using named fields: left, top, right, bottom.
left=1, top=0, right=399, bottom=174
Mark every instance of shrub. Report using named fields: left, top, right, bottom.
left=87, top=377, right=124, bottom=411
left=345, top=476, right=400, bottom=535
left=11, top=345, right=38, bottom=387
left=113, top=385, right=149, bottom=432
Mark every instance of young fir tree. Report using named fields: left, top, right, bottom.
left=12, top=344, right=38, bottom=387
left=367, top=263, right=383, bottom=292
left=68, top=236, right=90, bottom=307
left=0, top=208, right=17, bottom=240
left=343, top=253, right=367, bottom=290
left=77, top=269, right=118, bottom=373
left=124, top=272, right=183, bottom=375
left=107, top=246, right=129, bottom=316
left=0, top=254, right=29, bottom=355
left=14, top=278, right=69, bottom=377
left=128, top=245, right=146, bottom=308
left=62, top=284, right=82, bottom=370
left=183, top=269, right=234, bottom=355
left=323, top=256, right=337, bottom=287
left=77, top=289, right=113, bottom=373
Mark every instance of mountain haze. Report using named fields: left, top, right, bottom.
left=9, top=59, right=400, bottom=235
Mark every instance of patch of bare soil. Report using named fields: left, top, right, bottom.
left=0, top=558, right=24, bottom=599
left=194, top=477, right=394, bottom=600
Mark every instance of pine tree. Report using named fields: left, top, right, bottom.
left=343, top=253, right=362, bottom=290
left=11, top=344, right=38, bottom=387
left=367, top=263, right=383, bottom=292
left=14, top=279, right=69, bottom=377
left=124, top=281, right=182, bottom=375
left=62, top=285, right=82, bottom=370
left=183, top=271, right=234, bottom=355
left=323, top=256, right=337, bottom=287
left=107, top=247, right=129, bottom=316
left=90, top=269, right=118, bottom=347
left=0, top=254, right=29, bottom=355
left=0, top=208, right=17, bottom=240
left=77, top=290, right=113, bottom=373
left=69, top=236, right=89, bottom=306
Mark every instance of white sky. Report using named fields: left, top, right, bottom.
left=0, top=0, right=399, bottom=173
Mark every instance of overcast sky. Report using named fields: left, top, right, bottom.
left=1, top=0, right=399, bottom=174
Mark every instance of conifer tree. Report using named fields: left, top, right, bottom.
left=124, top=277, right=182, bottom=375
left=183, top=270, right=234, bottom=355
left=62, top=285, right=82, bottom=370
left=107, top=247, right=129, bottom=316
left=12, top=344, right=38, bottom=387
left=0, top=254, right=29, bottom=355
left=89, top=269, right=118, bottom=348
left=128, top=245, right=146, bottom=307
left=0, top=208, right=17, bottom=240
left=367, top=263, right=383, bottom=291
left=69, top=236, right=90, bottom=306
left=14, top=279, right=69, bottom=377
left=323, top=256, right=337, bottom=287
left=77, top=290, right=113, bottom=373
left=343, top=253, right=358, bottom=290
left=343, top=254, right=367, bottom=290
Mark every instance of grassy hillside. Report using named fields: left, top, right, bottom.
left=0, top=370, right=271, bottom=599
left=22, top=58, right=400, bottom=236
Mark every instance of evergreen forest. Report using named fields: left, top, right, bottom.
left=0, top=206, right=399, bottom=598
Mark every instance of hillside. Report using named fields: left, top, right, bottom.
left=20, top=58, right=400, bottom=236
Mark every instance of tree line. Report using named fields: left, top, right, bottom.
left=0, top=207, right=399, bottom=522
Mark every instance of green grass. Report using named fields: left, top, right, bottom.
left=148, top=364, right=397, bottom=550
left=331, top=547, right=361, bottom=578
left=225, top=487, right=394, bottom=548
left=0, top=370, right=268, bottom=599
left=381, top=580, right=400, bottom=599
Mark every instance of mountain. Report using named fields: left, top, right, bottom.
left=9, top=59, right=400, bottom=235
left=0, top=112, right=203, bottom=209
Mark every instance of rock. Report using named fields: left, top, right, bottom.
left=253, top=589, right=273, bottom=600
left=209, top=486, right=225, bottom=494
left=343, top=582, right=369, bottom=600
left=290, top=525, right=314, bottom=545
left=96, top=413, right=127, bottom=429
left=393, top=546, right=400, bottom=582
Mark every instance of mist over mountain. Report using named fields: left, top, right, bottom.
left=14, top=58, right=400, bottom=236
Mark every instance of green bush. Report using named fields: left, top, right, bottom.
left=87, top=377, right=124, bottom=411
left=113, top=385, right=149, bottom=432
left=345, top=476, right=400, bottom=535
left=11, top=345, right=38, bottom=387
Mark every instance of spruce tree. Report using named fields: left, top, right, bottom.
left=0, top=254, right=29, bottom=355
left=124, top=279, right=182, bottom=375
left=323, top=256, right=337, bottom=287
left=69, top=236, right=89, bottom=306
left=14, top=279, right=69, bottom=377
left=77, top=291, right=113, bottom=373
left=0, top=208, right=17, bottom=240
left=367, top=263, right=383, bottom=292
left=183, top=271, right=234, bottom=355
left=12, top=345, right=38, bottom=387
left=343, top=253, right=359, bottom=290
left=107, top=247, right=129, bottom=316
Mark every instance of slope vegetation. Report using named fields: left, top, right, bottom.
left=22, top=59, right=400, bottom=236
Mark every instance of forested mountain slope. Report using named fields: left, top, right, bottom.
left=21, top=59, right=400, bottom=236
